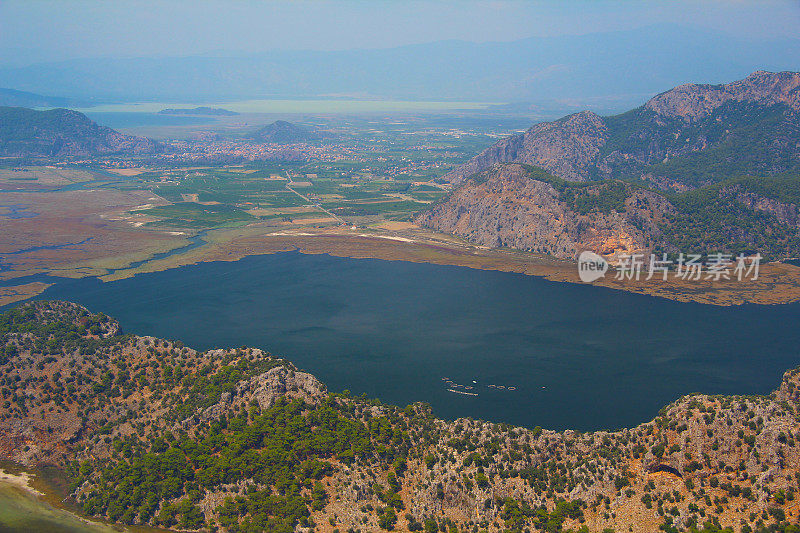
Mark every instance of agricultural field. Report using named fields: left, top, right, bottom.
left=0, top=113, right=524, bottom=304
left=136, top=161, right=450, bottom=230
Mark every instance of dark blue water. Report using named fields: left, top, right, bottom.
left=20, top=251, right=800, bottom=431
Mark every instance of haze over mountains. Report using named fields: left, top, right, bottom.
left=0, top=106, right=160, bottom=157
left=446, top=71, right=800, bottom=187
left=1, top=25, right=798, bottom=110
left=419, top=71, right=800, bottom=262
left=0, top=87, right=81, bottom=108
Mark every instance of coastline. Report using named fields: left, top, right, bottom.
left=3, top=223, right=800, bottom=308
left=0, top=466, right=170, bottom=533
left=0, top=468, right=43, bottom=497
left=96, top=226, right=800, bottom=307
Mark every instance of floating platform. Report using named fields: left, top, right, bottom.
left=447, top=388, right=478, bottom=396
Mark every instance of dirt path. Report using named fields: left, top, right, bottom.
left=284, top=171, right=345, bottom=224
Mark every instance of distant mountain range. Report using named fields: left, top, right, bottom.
left=0, top=24, right=798, bottom=108
left=0, top=106, right=160, bottom=157
left=0, top=88, right=83, bottom=108
left=446, top=71, right=800, bottom=188
left=249, top=120, right=320, bottom=144
left=419, top=72, right=800, bottom=262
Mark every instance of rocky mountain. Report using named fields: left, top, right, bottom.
left=2, top=300, right=800, bottom=533
left=422, top=72, right=800, bottom=262
left=0, top=106, right=161, bottom=157
left=420, top=165, right=671, bottom=262
left=446, top=71, right=800, bottom=189
left=419, top=164, right=800, bottom=261
left=0, top=88, right=79, bottom=108
left=249, top=120, right=320, bottom=144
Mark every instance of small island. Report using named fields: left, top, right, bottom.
left=158, top=106, right=238, bottom=116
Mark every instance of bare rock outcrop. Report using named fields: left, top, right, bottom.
left=200, top=364, right=327, bottom=421
left=419, top=164, right=673, bottom=261
left=645, top=70, right=800, bottom=121
left=449, top=110, right=608, bottom=183
left=236, top=364, right=327, bottom=410
left=729, top=186, right=800, bottom=229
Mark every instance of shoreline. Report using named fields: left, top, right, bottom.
left=3, top=225, right=800, bottom=308
left=0, top=465, right=170, bottom=533
left=95, top=227, right=800, bottom=306
left=0, top=468, right=44, bottom=497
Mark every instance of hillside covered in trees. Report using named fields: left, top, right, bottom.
left=1, top=301, right=800, bottom=533
left=419, top=72, right=800, bottom=263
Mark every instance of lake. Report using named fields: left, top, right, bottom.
left=24, top=251, right=800, bottom=432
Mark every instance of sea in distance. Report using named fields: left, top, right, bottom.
left=73, top=98, right=501, bottom=130
left=25, top=251, right=800, bottom=432
left=74, top=99, right=497, bottom=115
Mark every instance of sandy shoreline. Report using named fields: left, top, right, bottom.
left=0, top=468, right=43, bottom=496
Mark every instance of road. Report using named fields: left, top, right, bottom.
left=284, top=171, right=346, bottom=224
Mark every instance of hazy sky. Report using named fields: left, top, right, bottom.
left=1, top=0, right=799, bottom=65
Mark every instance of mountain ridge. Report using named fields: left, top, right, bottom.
left=2, top=24, right=798, bottom=104
left=249, top=120, right=320, bottom=144
left=446, top=71, right=800, bottom=186
left=0, top=106, right=161, bottom=157
left=0, top=88, right=82, bottom=108
left=420, top=163, right=800, bottom=262
left=2, top=300, right=800, bottom=533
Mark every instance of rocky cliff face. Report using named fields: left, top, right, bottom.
left=451, top=111, right=608, bottom=183
left=727, top=186, right=800, bottom=229
left=198, top=364, right=327, bottom=423
left=446, top=71, right=800, bottom=186
left=645, top=70, right=800, bottom=121
left=0, top=106, right=161, bottom=157
left=429, top=72, right=800, bottom=262
left=420, top=163, right=800, bottom=261
left=419, top=164, right=673, bottom=261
